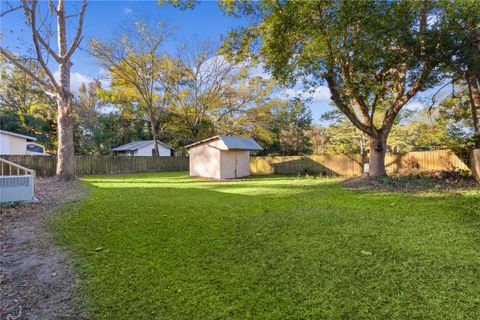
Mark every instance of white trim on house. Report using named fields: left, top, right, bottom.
left=0, top=130, right=44, bottom=155
left=0, top=130, right=37, bottom=141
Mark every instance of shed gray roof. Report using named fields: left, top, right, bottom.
left=0, top=130, right=37, bottom=141
left=112, top=140, right=174, bottom=152
left=185, top=135, right=263, bottom=151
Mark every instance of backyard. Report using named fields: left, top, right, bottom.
left=51, top=172, right=480, bottom=319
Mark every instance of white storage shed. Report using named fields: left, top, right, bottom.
left=185, top=135, right=262, bottom=179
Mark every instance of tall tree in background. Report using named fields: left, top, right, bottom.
left=0, top=59, right=57, bottom=151
left=431, top=84, right=476, bottom=159
left=314, top=110, right=366, bottom=156
left=73, top=80, right=102, bottom=154
left=173, top=42, right=278, bottom=143
left=173, top=42, right=233, bottom=141
left=439, top=0, right=480, bottom=147
left=265, top=99, right=313, bottom=155
left=220, top=0, right=445, bottom=178
left=90, top=19, right=182, bottom=156
left=0, top=0, right=87, bottom=180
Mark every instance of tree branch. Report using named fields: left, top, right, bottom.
left=0, top=48, right=56, bottom=96
left=382, top=3, right=431, bottom=131
left=325, top=74, right=373, bottom=135
left=23, top=0, right=61, bottom=94
left=64, top=0, right=87, bottom=60
left=1, top=4, right=22, bottom=17
left=22, top=0, right=62, bottom=62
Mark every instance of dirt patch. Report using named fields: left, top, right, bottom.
left=1, top=178, right=88, bottom=320
left=342, top=171, right=479, bottom=193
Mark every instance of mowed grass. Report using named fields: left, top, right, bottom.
left=53, top=172, right=480, bottom=319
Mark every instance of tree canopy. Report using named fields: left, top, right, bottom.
left=219, top=0, right=448, bottom=177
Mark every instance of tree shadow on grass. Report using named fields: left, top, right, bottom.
left=59, top=177, right=480, bottom=320
left=272, top=157, right=340, bottom=176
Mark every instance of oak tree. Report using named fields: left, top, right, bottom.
left=438, top=0, right=480, bottom=147
left=220, top=0, right=446, bottom=178
left=90, top=19, right=182, bottom=156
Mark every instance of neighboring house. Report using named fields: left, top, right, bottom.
left=185, top=135, right=263, bottom=179
left=0, top=130, right=47, bottom=155
left=26, top=142, right=47, bottom=155
left=112, top=140, right=175, bottom=157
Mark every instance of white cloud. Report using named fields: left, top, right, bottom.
left=248, top=63, right=270, bottom=79
left=194, top=56, right=332, bottom=103
left=282, top=86, right=331, bottom=102
left=244, top=61, right=331, bottom=102
left=403, top=101, right=425, bottom=112
left=53, top=71, right=92, bottom=93
left=123, top=7, right=133, bottom=15
left=198, top=55, right=231, bottom=74
left=70, top=72, right=92, bottom=92
left=98, top=67, right=111, bottom=89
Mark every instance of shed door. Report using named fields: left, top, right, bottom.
left=234, top=153, right=238, bottom=178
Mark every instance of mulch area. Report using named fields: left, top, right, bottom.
left=1, top=178, right=88, bottom=320
left=342, top=171, right=479, bottom=193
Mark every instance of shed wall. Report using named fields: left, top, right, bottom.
left=188, top=140, right=222, bottom=179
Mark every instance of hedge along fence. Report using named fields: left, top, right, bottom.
left=0, top=155, right=189, bottom=177
left=251, top=149, right=470, bottom=177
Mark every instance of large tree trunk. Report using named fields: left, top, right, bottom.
left=55, top=1, right=76, bottom=180
left=465, top=72, right=480, bottom=148
left=150, top=120, right=160, bottom=157
left=56, top=94, right=75, bottom=179
left=368, top=134, right=387, bottom=178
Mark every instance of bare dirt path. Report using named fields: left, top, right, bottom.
left=1, top=178, right=88, bottom=319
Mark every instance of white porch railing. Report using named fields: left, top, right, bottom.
left=0, top=157, right=36, bottom=203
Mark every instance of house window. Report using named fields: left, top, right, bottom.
left=26, top=143, right=44, bottom=153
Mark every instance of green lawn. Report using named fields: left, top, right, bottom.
left=53, top=172, right=480, bottom=319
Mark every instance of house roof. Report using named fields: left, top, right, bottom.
left=0, top=130, right=37, bottom=141
left=111, top=140, right=174, bottom=152
left=185, top=135, right=263, bottom=151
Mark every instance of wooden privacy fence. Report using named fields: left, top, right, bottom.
left=250, top=154, right=364, bottom=176
left=0, top=155, right=188, bottom=177
left=0, top=149, right=471, bottom=178
left=74, top=156, right=188, bottom=175
left=0, top=155, right=55, bottom=176
left=384, top=149, right=469, bottom=173
left=251, top=149, right=470, bottom=177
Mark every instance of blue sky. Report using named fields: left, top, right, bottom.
left=1, top=0, right=447, bottom=122
left=1, top=1, right=245, bottom=78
